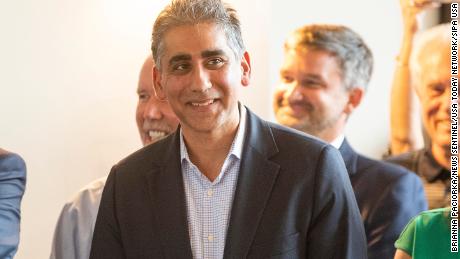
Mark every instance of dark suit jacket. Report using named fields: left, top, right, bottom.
left=90, top=109, right=367, bottom=259
left=0, top=151, right=26, bottom=259
left=338, top=140, right=427, bottom=259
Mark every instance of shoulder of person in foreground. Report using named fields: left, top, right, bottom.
left=0, top=149, right=27, bottom=182
left=89, top=134, right=178, bottom=258
left=0, top=149, right=27, bottom=259
left=264, top=120, right=368, bottom=258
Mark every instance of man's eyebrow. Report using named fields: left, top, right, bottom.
left=301, top=74, right=323, bottom=80
left=168, top=54, right=192, bottom=65
left=201, top=49, right=226, bottom=58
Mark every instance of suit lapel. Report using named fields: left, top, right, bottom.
left=145, top=131, right=193, bottom=259
left=223, top=109, right=280, bottom=258
left=338, top=138, right=358, bottom=176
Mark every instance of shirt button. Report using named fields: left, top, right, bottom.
left=207, top=189, right=213, bottom=197
left=208, top=234, right=214, bottom=242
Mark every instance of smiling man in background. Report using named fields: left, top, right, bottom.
left=50, top=55, right=179, bottom=259
left=386, top=24, right=455, bottom=210
left=273, top=24, right=427, bottom=258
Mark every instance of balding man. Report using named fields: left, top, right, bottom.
left=387, top=24, right=456, bottom=210
left=50, top=56, right=179, bottom=259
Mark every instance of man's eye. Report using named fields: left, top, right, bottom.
left=281, top=76, right=293, bottom=83
left=138, top=93, right=149, bottom=101
left=429, top=83, right=446, bottom=95
left=206, top=58, right=225, bottom=68
left=301, top=80, right=321, bottom=88
left=172, top=63, right=190, bottom=72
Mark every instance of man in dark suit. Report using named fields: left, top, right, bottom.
left=273, top=24, right=427, bottom=259
left=90, top=0, right=367, bottom=258
left=0, top=148, right=26, bottom=259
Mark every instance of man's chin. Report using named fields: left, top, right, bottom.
left=276, top=114, right=302, bottom=127
left=278, top=119, right=314, bottom=135
left=142, top=136, right=155, bottom=146
left=278, top=119, right=301, bottom=130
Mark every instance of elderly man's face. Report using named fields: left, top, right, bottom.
left=153, top=23, right=251, bottom=135
left=417, top=48, right=455, bottom=150
left=136, top=59, right=179, bottom=146
left=274, top=49, right=350, bottom=139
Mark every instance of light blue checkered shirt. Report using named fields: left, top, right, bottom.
left=180, top=106, right=247, bottom=259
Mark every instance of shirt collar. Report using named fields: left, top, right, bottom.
left=419, top=147, right=450, bottom=182
left=180, top=104, right=247, bottom=163
left=330, top=134, right=345, bottom=149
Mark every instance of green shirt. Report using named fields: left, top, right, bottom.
left=395, top=207, right=459, bottom=259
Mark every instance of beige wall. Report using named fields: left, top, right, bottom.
left=0, top=0, right=407, bottom=258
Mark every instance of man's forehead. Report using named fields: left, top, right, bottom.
left=168, top=49, right=228, bottom=63
left=161, top=24, right=232, bottom=58
left=419, top=51, right=450, bottom=78
left=418, top=43, right=449, bottom=67
left=137, top=82, right=154, bottom=93
left=283, top=49, right=340, bottom=72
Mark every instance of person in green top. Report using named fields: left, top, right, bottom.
left=394, top=207, right=458, bottom=259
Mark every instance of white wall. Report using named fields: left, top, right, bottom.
left=0, top=0, right=403, bottom=258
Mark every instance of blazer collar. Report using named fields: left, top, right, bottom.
left=145, top=130, right=194, bottom=258
left=223, top=108, right=281, bottom=258
left=145, top=107, right=281, bottom=259
left=338, top=138, right=358, bottom=176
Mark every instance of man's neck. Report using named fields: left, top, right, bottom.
left=329, top=134, right=345, bottom=149
left=182, top=110, right=240, bottom=181
left=315, top=126, right=345, bottom=145
left=431, top=144, right=452, bottom=170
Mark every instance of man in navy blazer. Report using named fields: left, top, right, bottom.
left=90, top=0, right=367, bottom=258
left=273, top=24, right=427, bottom=259
left=0, top=149, right=26, bottom=259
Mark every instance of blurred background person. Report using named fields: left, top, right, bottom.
left=394, top=207, right=458, bottom=259
left=0, top=149, right=26, bottom=259
left=49, top=55, right=179, bottom=259
left=388, top=0, right=441, bottom=155
left=386, top=23, right=454, bottom=209
left=273, top=24, right=427, bottom=259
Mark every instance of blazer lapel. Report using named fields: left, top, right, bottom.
left=223, top=109, right=280, bottom=258
left=145, top=131, right=193, bottom=259
left=338, top=138, right=358, bottom=176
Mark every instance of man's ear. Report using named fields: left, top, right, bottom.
left=344, top=87, right=364, bottom=115
left=240, top=51, right=251, bottom=87
left=152, top=66, right=167, bottom=101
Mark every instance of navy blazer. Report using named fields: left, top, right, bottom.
left=338, top=140, right=427, bottom=259
left=0, top=151, right=26, bottom=259
left=90, top=109, right=367, bottom=259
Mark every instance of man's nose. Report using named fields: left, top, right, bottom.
left=285, top=82, right=303, bottom=103
left=144, top=97, right=163, bottom=120
left=190, top=66, right=212, bottom=92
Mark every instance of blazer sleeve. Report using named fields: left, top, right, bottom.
left=307, top=146, right=367, bottom=259
left=0, top=153, right=26, bottom=259
left=90, top=168, right=126, bottom=259
left=366, top=171, right=427, bottom=259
